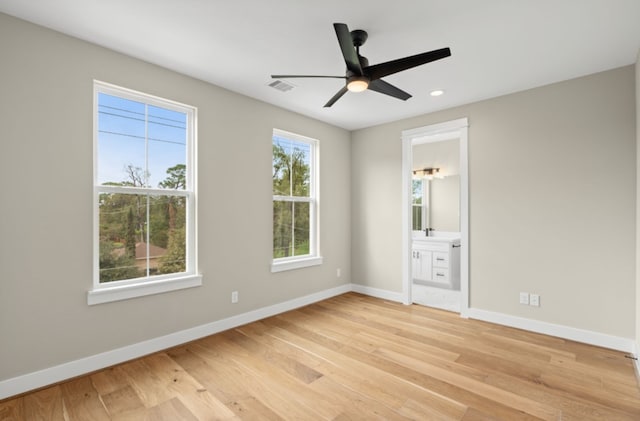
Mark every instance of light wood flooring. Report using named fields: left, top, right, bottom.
left=1, top=292, right=640, bottom=420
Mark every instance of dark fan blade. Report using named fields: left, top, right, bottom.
left=324, top=86, right=349, bottom=108
left=334, top=23, right=362, bottom=75
left=365, top=47, right=451, bottom=80
left=368, top=79, right=412, bottom=101
left=271, top=75, right=346, bottom=79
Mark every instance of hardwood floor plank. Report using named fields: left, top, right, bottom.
left=224, top=328, right=323, bottom=384
left=2, top=292, right=639, bottom=420
left=485, top=371, right=638, bottom=421
left=398, top=397, right=467, bottom=421
left=301, top=305, right=461, bottom=362
left=167, top=343, right=285, bottom=419
left=97, top=385, right=144, bottom=418
left=0, top=397, right=24, bottom=420
left=145, top=397, right=198, bottom=421
left=23, top=386, right=64, bottom=420
left=373, top=347, right=561, bottom=420
left=461, top=407, right=504, bottom=421
left=59, top=377, right=110, bottom=420
left=207, top=331, right=340, bottom=419
left=309, top=375, right=413, bottom=420
left=263, top=315, right=541, bottom=420
left=90, top=366, right=132, bottom=397
left=235, top=321, right=327, bottom=369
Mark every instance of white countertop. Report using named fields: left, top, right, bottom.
left=412, top=231, right=460, bottom=244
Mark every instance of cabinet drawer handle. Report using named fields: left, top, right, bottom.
left=452, top=244, right=461, bottom=248
left=436, top=273, right=445, bottom=277
left=436, top=258, right=444, bottom=261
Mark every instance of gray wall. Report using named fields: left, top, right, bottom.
left=352, top=66, right=636, bottom=338
left=0, top=13, right=351, bottom=381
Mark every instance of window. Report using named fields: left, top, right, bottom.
left=89, top=81, right=200, bottom=305
left=412, top=178, right=429, bottom=232
left=271, top=129, right=322, bottom=272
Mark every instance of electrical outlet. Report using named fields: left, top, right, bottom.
left=337, top=268, right=341, bottom=278
left=530, top=294, right=540, bottom=307
left=231, top=291, right=238, bottom=304
left=519, top=292, right=529, bottom=305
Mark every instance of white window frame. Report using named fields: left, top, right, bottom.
left=271, top=128, right=322, bottom=272
left=88, top=81, right=201, bottom=305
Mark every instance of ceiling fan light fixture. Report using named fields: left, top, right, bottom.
left=347, top=77, right=369, bottom=92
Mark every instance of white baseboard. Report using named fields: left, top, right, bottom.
left=1, top=283, right=635, bottom=400
left=0, top=283, right=351, bottom=400
left=466, top=308, right=636, bottom=353
left=350, top=283, right=404, bottom=303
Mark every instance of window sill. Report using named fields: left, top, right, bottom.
left=271, top=256, right=323, bottom=273
left=87, top=274, right=203, bottom=305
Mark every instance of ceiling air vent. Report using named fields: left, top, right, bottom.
left=268, top=79, right=295, bottom=92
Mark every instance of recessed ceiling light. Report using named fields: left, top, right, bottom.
left=430, top=89, right=444, bottom=97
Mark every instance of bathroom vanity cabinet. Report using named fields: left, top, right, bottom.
left=412, top=238, right=460, bottom=289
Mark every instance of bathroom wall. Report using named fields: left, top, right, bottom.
left=430, top=175, right=460, bottom=232
left=413, top=138, right=460, bottom=176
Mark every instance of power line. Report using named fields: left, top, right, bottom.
left=98, top=129, right=186, bottom=146
left=99, top=104, right=186, bottom=125
left=98, top=110, right=186, bottom=131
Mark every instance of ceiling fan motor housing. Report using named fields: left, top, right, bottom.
left=350, top=29, right=368, bottom=47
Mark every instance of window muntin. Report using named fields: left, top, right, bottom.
left=93, top=81, right=196, bottom=292
left=272, top=129, right=319, bottom=268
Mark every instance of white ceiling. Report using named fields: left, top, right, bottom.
left=1, top=0, right=639, bottom=130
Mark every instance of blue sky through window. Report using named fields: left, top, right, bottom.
left=97, top=93, right=187, bottom=188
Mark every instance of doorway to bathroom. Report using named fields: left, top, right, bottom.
left=401, top=118, right=468, bottom=316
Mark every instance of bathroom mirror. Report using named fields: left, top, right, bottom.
left=412, top=138, right=460, bottom=233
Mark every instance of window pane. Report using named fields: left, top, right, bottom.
left=291, top=142, right=310, bottom=197
left=148, top=105, right=187, bottom=189
left=272, top=135, right=310, bottom=198
left=98, top=192, right=147, bottom=282
left=97, top=93, right=146, bottom=186
left=150, top=195, right=186, bottom=274
left=273, top=200, right=293, bottom=258
left=293, top=201, right=310, bottom=255
left=273, top=137, right=292, bottom=196
left=273, top=200, right=310, bottom=259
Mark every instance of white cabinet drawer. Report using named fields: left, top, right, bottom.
left=432, top=268, right=450, bottom=284
left=432, top=252, right=449, bottom=268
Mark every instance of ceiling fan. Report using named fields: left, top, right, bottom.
left=271, top=23, right=451, bottom=108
